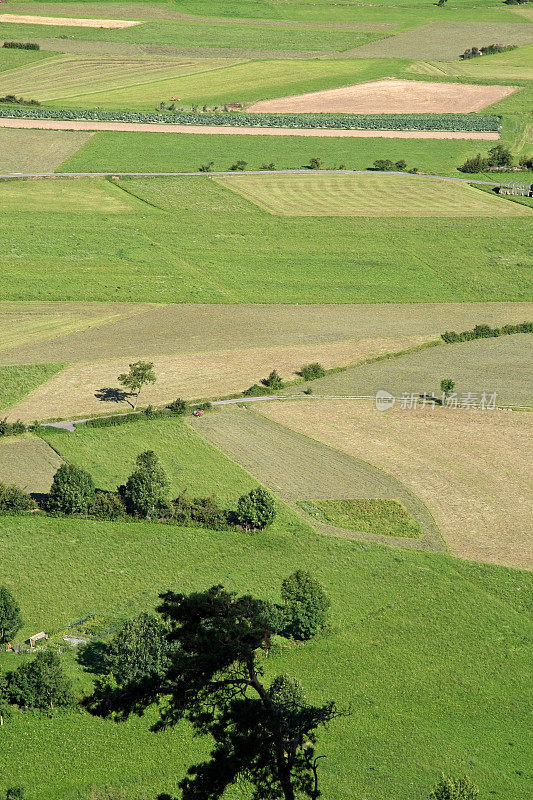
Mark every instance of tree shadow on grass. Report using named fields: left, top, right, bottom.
left=94, top=387, right=133, bottom=406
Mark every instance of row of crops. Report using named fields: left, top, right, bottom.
left=0, top=106, right=501, bottom=131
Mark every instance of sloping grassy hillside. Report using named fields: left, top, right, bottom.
left=0, top=514, right=530, bottom=800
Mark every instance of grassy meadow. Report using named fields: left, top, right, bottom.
left=0, top=176, right=530, bottom=304
left=0, top=361, right=63, bottom=411
left=0, top=513, right=531, bottom=800
left=0, top=127, right=91, bottom=173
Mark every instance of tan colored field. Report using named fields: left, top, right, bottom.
left=259, top=400, right=533, bottom=570
left=0, top=14, right=140, bottom=27
left=0, top=435, right=62, bottom=493
left=247, top=79, right=516, bottom=114
left=0, top=117, right=500, bottom=140
left=4, top=335, right=429, bottom=421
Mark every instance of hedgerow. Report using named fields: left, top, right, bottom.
left=441, top=321, right=532, bottom=343
left=0, top=107, right=501, bottom=132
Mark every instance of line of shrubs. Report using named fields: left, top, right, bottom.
left=243, top=363, right=326, bottom=397
left=458, top=144, right=533, bottom=174
left=441, top=321, right=532, bottom=343
left=460, top=43, right=516, bottom=59
left=0, top=94, right=40, bottom=107
left=0, top=451, right=277, bottom=532
left=0, top=106, right=502, bottom=132
left=2, top=41, right=40, bottom=50
left=0, top=420, right=26, bottom=438
left=82, top=397, right=206, bottom=428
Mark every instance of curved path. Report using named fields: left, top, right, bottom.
left=0, top=117, right=500, bottom=140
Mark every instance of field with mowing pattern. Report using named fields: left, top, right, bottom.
left=0, top=176, right=530, bottom=304
left=0, top=128, right=91, bottom=172
left=259, top=400, right=533, bottom=569
left=0, top=435, right=62, bottom=492
left=0, top=513, right=530, bottom=800
left=303, top=499, right=424, bottom=538
left=215, top=172, right=533, bottom=217
left=0, top=361, right=64, bottom=412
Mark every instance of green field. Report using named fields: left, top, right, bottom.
left=0, top=361, right=64, bottom=411
left=283, top=333, right=533, bottom=408
left=0, top=513, right=530, bottom=799
left=0, top=176, right=530, bottom=303
left=57, top=129, right=515, bottom=177
left=215, top=172, right=533, bottom=217
left=302, top=498, right=424, bottom=538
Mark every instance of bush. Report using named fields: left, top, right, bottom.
left=487, top=143, right=513, bottom=167
left=280, top=570, right=330, bottom=641
left=47, top=463, right=96, bottom=515
left=373, top=159, right=395, bottom=171
left=457, top=153, right=489, bottom=173
left=300, top=362, right=326, bottom=381
left=85, top=413, right=140, bottom=428
left=2, top=42, right=40, bottom=50
left=307, top=157, right=323, bottom=169
left=429, top=774, right=478, bottom=800
left=167, top=397, right=188, bottom=415
left=0, top=94, right=40, bottom=107
left=8, top=650, right=75, bottom=711
left=235, top=487, right=276, bottom=530
left=198, top=161, right=214, bottom=172
left=92, top=492, right=126, bottom=521
left=173, top=493, right=230, bottom=529
left=261, top=370, right=284, bottom=391
left=0, top=483, right=35, bottom=515
left=0, top=419, right=25, bottom=437
left=229, top=160, right=247, bottom=171
left=119, top=451, right=169, bottom=518
left=243, top=383, right=272, bottom=397
left=441, top=321, right=532, bottom=343
left=260, top=162, right=276, bottom=170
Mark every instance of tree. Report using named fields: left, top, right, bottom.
left=86, top=585, right=343, bottom=800
left=373, top=159, right=395, bottom=171
left=0, top=482, right=35, bottom=514
left=440, top=378, right=455, bottom=401
left=261, top=370, right=284, bottom=391
left=457, top=154, right=488, bottom=173
left=487, top=144, right=513, bottom=168
left=300, top=363, right=326, bottom=381
left=281, top=571, right=330, bottom=641
left=0, top=585, right=22, bottom=644
left=429, top=774, right=479, bottom=800
left=0, top=675, right=12, bottom=725
left=236, top=486, right=276, bottom=530
left=117, top=361, right=156, bottom=411
left=47, top=463, right=95, bottom=515
left=119, top=451, right=169, bottom=517
left=106, top=613, right=170, bottom=686
left=8, top=650, right=74, bottom=710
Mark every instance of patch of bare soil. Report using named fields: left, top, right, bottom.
left=0, top=14, right=140, bottom=28
left=247, top=78, right=517, bottom=114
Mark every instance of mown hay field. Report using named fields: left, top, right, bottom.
left=3, top=336, right=430, bottom=421
left=408, top=44, right=533, bottom=82
left=0, top=176, right=530, bottom=304
left=0, top=128, right=91, bottom=173
left=258, top=400, right=533, bottom=569
left=3, top=301, right=529, bottom=365
left=0, top=434, right=62, bottom=492
left=191, top=405, right=442, bottom=550
left=215, top=172, right=533, bottom=217
left=1, top=512, right=530, bottom=800
left=0, top=362, right=64, bottom=412
left=283, top=333, right=533, bottom=409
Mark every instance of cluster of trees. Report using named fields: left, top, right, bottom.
left=244, top=362, right=327, bottom=397
left=0, top=451, right=278, bottom=532
left=460, top=43, right=516, bottom=59
left=0, top=419, right=26, bottom=438
left=372, top=158, right=418, bottom=173
left=458, top=144, right=532, bottom=173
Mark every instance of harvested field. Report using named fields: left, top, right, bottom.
left=0, top=176, right=143, bottom=213
left=0, top=434, right=62, bottom=492
left=0, top=128, right=90, bottom=173
left=3, top=336, right=430, bottom=421
left=283, top=333, right=533, bottom=409
left=259, top=400, right=533, bottom=570
left=0, top=14, right=141, bottom=28
left=1, top=301, right=530, bottom=365
left=350, top=22, right=533, bottom=61
left=0, top=362, right=64, bottom=411
left=0, top=117, right=500, bottom=140
left=215, top=173, right=533, bottom=217
left=0, top=54, right=243, bottom=101
left=247, top=79, right=516, bottom=114
left=192, top=405, right=442, bottom=550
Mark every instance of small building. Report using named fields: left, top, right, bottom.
left=498, top=181, right=533, bottom=197
left=27, top=631, right=48, bottom=648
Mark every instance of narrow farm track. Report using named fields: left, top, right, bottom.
left=0, top=117, right=500, bottom=139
